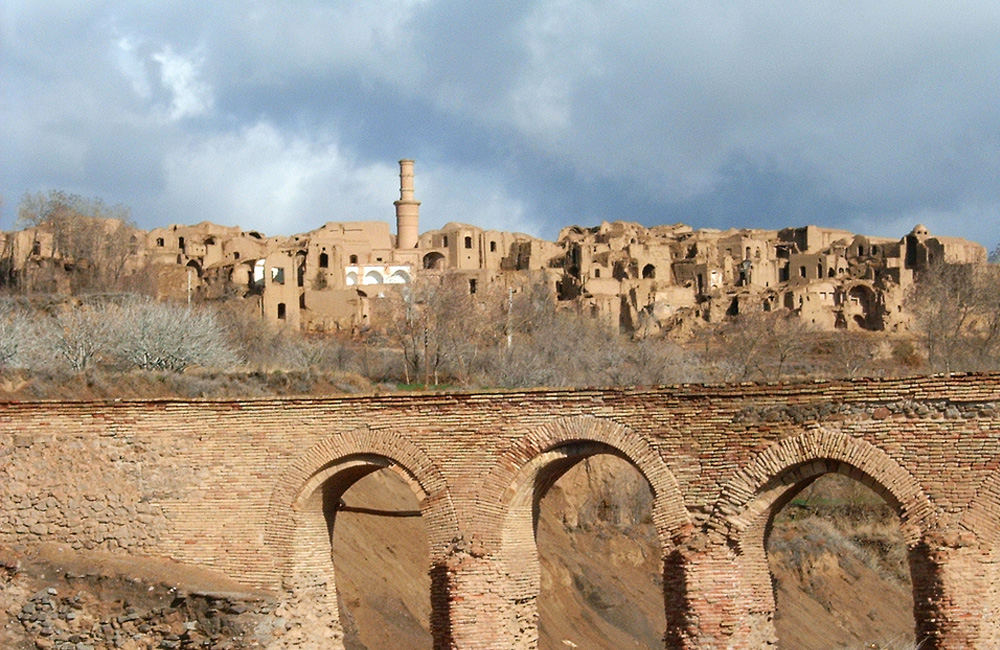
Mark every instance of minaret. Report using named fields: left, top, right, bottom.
left=394, top=159, right=420, bottom=249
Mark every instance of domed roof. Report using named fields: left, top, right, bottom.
left=911, top=223, right=930, bottom=236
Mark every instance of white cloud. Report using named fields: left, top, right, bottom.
left=163, top=122, right=397, bottom=233
left=850, top=203, right=1000, bottom=250
left=8, top=1, right=1000, bottom=245
left=151, top=46, right=213, bottom=121
left=160, top=122, right=534, bottom=238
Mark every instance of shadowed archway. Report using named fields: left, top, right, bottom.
left=265, top=427, right=458, bottom=650
left=711, top=428, right=937, bottom=648
left=480, top=415, right=690, bottom=649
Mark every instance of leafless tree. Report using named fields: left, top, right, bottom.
left=906, top=263, right=1000, bottom=372
left=482, top=303, right=707, bottom=389
left=109, top=298, right=239, bottom=371
left=370, top=275, right=508, bottom=385
left=707, top=309, right=814, bottom=382
left=0, top=301, right=30, bottom=367
left=32, top=301, right=115, bottom=372
left=15, top=190, right=142, bottom=293
left=812, top=331, right=881, bottom=378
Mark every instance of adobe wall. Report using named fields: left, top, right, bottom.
left=3, top=375, right=1000, bottom=649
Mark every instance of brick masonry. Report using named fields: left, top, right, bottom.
left=2, top=374, right=1000, bottom=648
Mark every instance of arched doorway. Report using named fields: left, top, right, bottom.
left=423, top=252, right=446, bottom=270
left=768, top=473, right=914, bottom=649
left=333, top=466, right=431, bottom=649
left=290, top=454, right=431, bottom=649
left=847, top=284, right=880, bottom=330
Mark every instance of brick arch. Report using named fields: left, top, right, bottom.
left=478, top=415, right=689, bottom=650
left=709, top=426, right=937, bottom=648
left=263, top=426, right=458, bottom=650
left=713, top=426, right=935, bottom=544
left=265, top=425, right=458, bottom=578
left=958, top=462, right=1000, bottom=647
left=481, top=414, right=690, bottom=545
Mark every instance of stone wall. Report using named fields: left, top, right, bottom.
left=3, top=375, right=1000, bottom=648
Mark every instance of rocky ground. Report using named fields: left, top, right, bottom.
left=0, top=544, right=276, bottom=650
left=2, top=462, right=914, bottom=650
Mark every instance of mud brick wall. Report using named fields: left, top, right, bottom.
left=2, top=374, right=1000, bottom=649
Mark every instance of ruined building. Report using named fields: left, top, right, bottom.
left=0, top=160, right=986, bottom=335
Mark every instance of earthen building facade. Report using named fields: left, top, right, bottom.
left=1, top=161, right=986, bottom=336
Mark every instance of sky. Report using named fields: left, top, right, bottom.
left=3, top=2, right=1000, bottom=249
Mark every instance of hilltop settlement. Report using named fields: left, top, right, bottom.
left=2, top=160, right=986, bottom=337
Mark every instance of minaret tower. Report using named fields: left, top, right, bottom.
left=394, top=159, right=420, bottom=249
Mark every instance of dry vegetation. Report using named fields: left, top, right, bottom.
left=0, top=259, right=993, bottom=401
left=3, top=190, right=999, bottom=399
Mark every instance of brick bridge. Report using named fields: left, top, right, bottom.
left=3, top=374, right=1000, bottom=649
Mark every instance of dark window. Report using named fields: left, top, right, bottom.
left=233, top=251, right=240, bottom=260
left=469, top=279, right=477, bottom=294
left=799, top=266, right=806, bottom=278
left=178, top=237, right=185, bottom=249
left=464, top=236, right=472, bottom=249
left=817, top=264, right=822, bottom=277
left=594, top=269, right=601, bottom=278
left=490, top=241, right=497, bottom=252
left=349, top=254, right=358, bottom=264
left=299, top=294, right=306, bottom=309
left=156, top=238, right=164, bottom=247
left=277, top=303, right=286, bottom=320
left=319, top=252, right=329, bottom=268
left=31, top=241, right=40, bottom=255
left=443, top=235, right=449, bottom=247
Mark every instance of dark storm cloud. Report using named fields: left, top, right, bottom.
left=4, top=1, right=1000, bottom=248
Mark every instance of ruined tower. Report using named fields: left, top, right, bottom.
left=394, top=159, right=420, bottom=249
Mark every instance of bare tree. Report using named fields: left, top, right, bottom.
left=706, top=309, right=814, bottom=382
left=371, top=275, right=508, bottom=385
left=33, top=301, right=115, bottom=372
left=110, top=298, right=239, bottom=371
left=14, top=190, right=142, bottom=293
left=0, top=301, right=30, bottom=367
left=812, top=331, right=880, bottom=378
left=906, top=263, right=1000, bottom=372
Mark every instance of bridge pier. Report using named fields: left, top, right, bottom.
left=436, top=549, right=531, bottom=650
left=911, top=539, right=998, bottom=649
left=665, top=537, right=777, bottom=650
